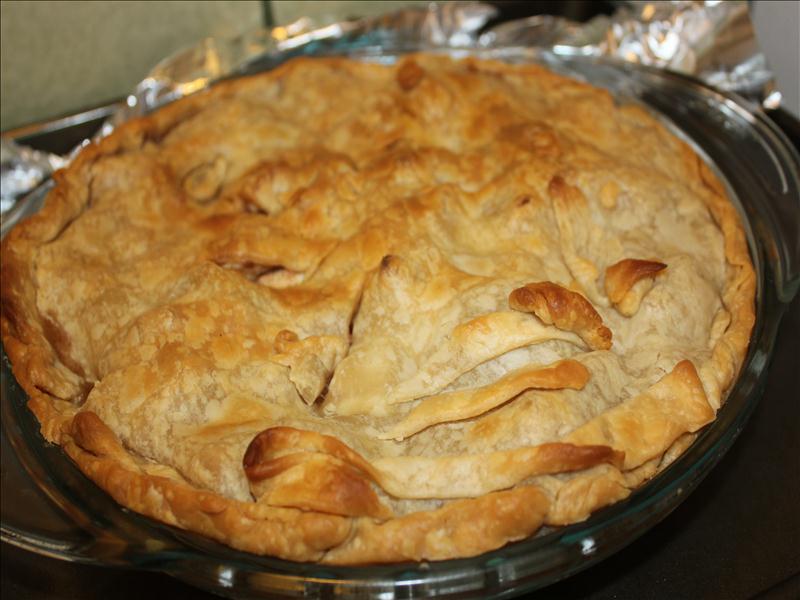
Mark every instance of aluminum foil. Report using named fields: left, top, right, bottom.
left=0, top=0, right=778, bottom=216
left=483, top=1, right=776, bottom=101
left=0, top=138, right=66, bottom=213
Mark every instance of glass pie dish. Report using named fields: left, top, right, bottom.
left=2, top=46, right=799, bottom=598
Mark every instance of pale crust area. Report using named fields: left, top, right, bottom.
left=564, top=360, right=713, bottom=470
left=0, top=54, right=756, bottom=563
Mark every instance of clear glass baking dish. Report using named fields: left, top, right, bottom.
left=2, top=46, right=799, bottom=598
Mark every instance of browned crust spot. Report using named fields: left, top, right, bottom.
left=547, top=174, right=583, bottom=207
left=396, top=60, right=425, bottom=91
left=532, top=442, right=625, bottom=473
left=273, top=329, right=299, bottom=352
left=509, top=282, right=612, bottom=350
left=244, top=427, right=392, bottom=519
left=605, top=258, right=667, bottom=305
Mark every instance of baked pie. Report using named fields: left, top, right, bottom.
left=0, top=54, right=755, bottom=563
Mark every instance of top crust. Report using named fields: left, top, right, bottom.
left=0, top=54, right=755, bottom=564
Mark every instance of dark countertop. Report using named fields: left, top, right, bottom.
left=3, top=292, right=798, bottom=600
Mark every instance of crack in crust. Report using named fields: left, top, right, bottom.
left=509, top=282, right=612, bottom=350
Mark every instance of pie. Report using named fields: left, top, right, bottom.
left=0, top=54, right=755, bottom=564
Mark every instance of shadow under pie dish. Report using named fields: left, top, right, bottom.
left=0, top=54, right=756, bottom=564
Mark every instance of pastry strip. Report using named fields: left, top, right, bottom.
left=387, top=311, right=585, bottom=405
left=245, top=427, right=623, bottom=501
left=509, top=282, right=612, bottom=350
left=383, top=358, right=590, bottom=440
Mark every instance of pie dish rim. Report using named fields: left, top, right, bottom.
left=0, top=49, right=788, bottom=588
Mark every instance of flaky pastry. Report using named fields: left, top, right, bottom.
left=0, top=54, right=755, bottom=564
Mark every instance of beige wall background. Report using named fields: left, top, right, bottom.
left=1, top=1, right=429, bottom=132
left=271, top=0, right=429, bottom=25
left=0, top=1, right=262, bottom=130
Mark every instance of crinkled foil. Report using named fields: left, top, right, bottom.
left=0, top=138, right=66, bottom=213
left=484, top=1, right=776, bottom=101
left=0, top=0, right=777, bottom=216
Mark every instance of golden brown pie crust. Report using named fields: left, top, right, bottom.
left=0, top=54, right=755, bottom=564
